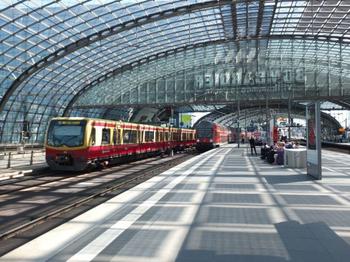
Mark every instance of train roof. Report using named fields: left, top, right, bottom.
left=50, top=117, right=194, bottom=132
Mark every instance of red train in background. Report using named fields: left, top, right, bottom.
left=195, top=121, right=232, bottom=151
left=45, top=117, right=196, bottom=171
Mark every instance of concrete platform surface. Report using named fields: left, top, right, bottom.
left=2, top=144, right=350, bottom=262
left=0, top=151, right=47, bottom=180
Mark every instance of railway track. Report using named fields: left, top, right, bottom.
left=0, top=155, right=172, bottom=195
left=298, top=140, right=350, bottom=154
left=0, top=152, right=196, bottom=255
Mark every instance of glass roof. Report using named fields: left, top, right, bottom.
left=0, top=0, right=349, bottom=143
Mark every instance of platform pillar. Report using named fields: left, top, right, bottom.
left=306, top=101, right=322, bottom=180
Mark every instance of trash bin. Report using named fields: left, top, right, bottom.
left=284, top=148, right=307, bottom=168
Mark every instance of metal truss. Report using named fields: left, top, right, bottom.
left=196, top=102, right=342, bottom=130
left=63, top=34, right=349, bottom=116
left=0, top=0, right=232, bottom=114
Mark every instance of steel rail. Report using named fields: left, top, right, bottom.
left=0, top=152, right=195, bottom=241
left=0, top=155, right=165, bottom=195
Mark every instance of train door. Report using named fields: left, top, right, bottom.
left=90, top=126, right=96, bottom=146
left=138, top=125, right=143, bottom=154
left=101, top=127, right=111, bottom=146
left=140, top=127, right=145, bottom=144
left=113, top=128, right=121, bottom=145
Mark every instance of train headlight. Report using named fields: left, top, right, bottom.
left=196, top=139, right=200, bottom=142
left=209, top=139, right=213, bottom=143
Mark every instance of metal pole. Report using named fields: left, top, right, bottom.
left=288, top=97, right=291, bottom=141
left=237, top=101, right=240, bottom=148
left=30, top=150, right=34, bottom=166
left=266, top=92, right=269, bottom=145
left=7, top=152, right=11, bottom=169
left=244, top=107, right=247, bottom=139
left=171, top=107, right=174, bottom=127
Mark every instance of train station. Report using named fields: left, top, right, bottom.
left=0, top=0, right=350, bottom=261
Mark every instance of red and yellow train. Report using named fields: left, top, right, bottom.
left=45, top=117, right=196, bottom=171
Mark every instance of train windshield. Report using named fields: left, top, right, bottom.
left=196, top=121, right=213, bottom=139
left=47, top=120, right=86, bottom=147
left=196, top=129, right=212, bottom=138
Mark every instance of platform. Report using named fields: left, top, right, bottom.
left=2, top=144, right=350, bottom=262
left=0, top=150, right=47, bottom=180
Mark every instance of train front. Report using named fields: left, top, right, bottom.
left=195, top=121, right=215, bottom=151
left=45, top=118, right=89, bottom=171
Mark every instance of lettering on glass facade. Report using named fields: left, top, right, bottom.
left=191, top=68, right=305, bottom=87
left=204, top=73, right=213, bottom=88
left=194, top=75, right=203, bottom=88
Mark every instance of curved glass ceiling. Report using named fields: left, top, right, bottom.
left=0, top=0, right=349, bottom=143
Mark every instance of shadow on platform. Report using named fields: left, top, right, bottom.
left=263, top=174, right=314, bottom=184
left=276, top=221, right=350, bottom=262
left=175, top=220, right=350, bottom=262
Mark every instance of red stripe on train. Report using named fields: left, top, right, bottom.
left=92, top=122, right=116, bottom=127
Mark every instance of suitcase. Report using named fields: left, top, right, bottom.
left=267, top=150, right=275, bottom=164
left=260, top=147, right=266, bottom=159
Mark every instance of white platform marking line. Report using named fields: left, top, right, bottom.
left=67, top=150, right=221, bottom=262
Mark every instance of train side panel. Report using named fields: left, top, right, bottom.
left=46, top=117, right=196, bottom=171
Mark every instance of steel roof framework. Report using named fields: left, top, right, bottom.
left=0, top=0, right=349, bottom=143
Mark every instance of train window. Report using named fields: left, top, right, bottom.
left=173, top=133, right=179, bottom=141
left=123, top=130, right=129, bottom=144
left=159, top=132, right=164, bottom=142
left=124, top=130, right=137, bottom=144
left=145, top=131, right=154, bottom=142
left=131, top=130, right=137, bottom=143
left=102, top=128, right=110, bottom=145
left=90, top=128, right=96, bottom=146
